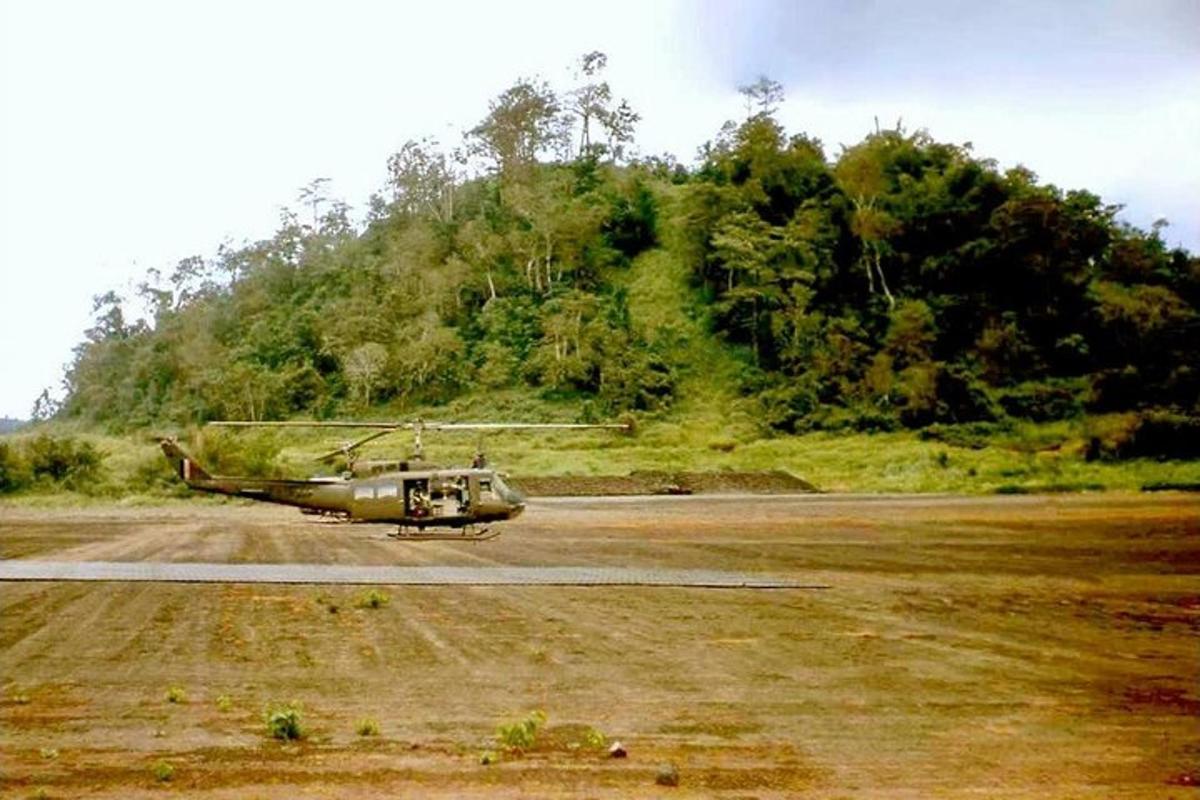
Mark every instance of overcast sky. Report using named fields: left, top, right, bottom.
left=1, top=0, right=1197, bottom=419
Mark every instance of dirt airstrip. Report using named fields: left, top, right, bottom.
left=1, top=493, right=1198, bottom=798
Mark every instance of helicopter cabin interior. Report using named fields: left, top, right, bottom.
left=349, top=471, right=497, bottom=519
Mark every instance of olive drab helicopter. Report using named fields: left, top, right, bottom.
left=159, top=419, right=630, bottom=541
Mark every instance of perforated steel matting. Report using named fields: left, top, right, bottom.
left=0, top=561, right=824, bottom=589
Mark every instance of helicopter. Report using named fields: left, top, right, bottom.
left=159, top=419, right=630, bottom=541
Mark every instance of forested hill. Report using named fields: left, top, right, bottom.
left=61, top=64, right=1198, bottom=446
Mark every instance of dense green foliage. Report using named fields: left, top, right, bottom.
left=687, top=114, right=1197, bottom=435
left=0, top=434, right=104, bottom=493
left=57, top=62, right=1197, bottom=456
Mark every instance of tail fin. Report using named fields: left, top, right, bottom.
left=159, top=438, right=212, bottom=484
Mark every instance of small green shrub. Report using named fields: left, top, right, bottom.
left=479, top=750, right=497, bottom=765
left=998, top=381, right=1082, bottom=421
left=896, top=364, right=1000, bottom=428
left=602, top=178, right=658, bottom=258
left=355, top=590, right=390, bottom=610
left=39, top=747, right=58, bottom=760
left=582, top=726, right=607, bottom=749
left=758, top=381, right=819, bottom=433
left=496, top=710, right=546, bottom=753
left=1087, top=366, right=1142, bottom=412
left=0, top=442, right=31, bottom=493
left=215, top=694, right=233, bottom=713
left=194, top=428, right=283, bottom=478
left=0, top=435, right=107, bottom=493
left=265, top=703, right=304, bottom=740
left=919, top=420, right=1013, bottom=449
left=151, top=760, right=174, bottom=782
left=165, top=686, right=186, bottom=704
left=1085, top=411, right=1200, bottom=461
left=1123, top=412, right=1200, bottom=460
left=128, top=451, right=191, bottom=497
left=25, top=434, right=105, bottom=490
left=355, top=717, right=380, bottom=737
left=1142, top=481, right=1200, bottom=492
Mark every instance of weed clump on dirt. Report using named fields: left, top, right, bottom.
left=355, top=589, right=390, bottom=610
left=355, top=717, right=380, bottom=737
left=265, top=703, right=304, bottom=740
left=39, top=747, right=59, bottom=760
left=164, top=686, right=186, bottom=704
left=496, top=709, right=546, bottom=753
left=151, top=760, right=174, bottom=782
left=582, top=726, right=607, bottom=749
left=215, top=694, right=233, bottom=713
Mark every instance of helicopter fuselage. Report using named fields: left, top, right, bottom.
left=160, top=440, right=524, bottom=529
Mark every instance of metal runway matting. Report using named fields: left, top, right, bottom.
left=0, top=560, right=824, bottom=588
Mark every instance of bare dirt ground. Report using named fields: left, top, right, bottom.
left=1, top=493, right=1197, bottom=798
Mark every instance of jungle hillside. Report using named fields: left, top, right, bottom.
left=5, top=60, right=1199, bottom=497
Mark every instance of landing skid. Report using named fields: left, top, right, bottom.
left=386, top=526, right=500, bottom=542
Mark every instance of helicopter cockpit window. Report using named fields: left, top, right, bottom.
left=377, top=484, right=398, bottom=499
left=353, top=486, right=374, bottom=501
left=479, top=479, right=493, bottom=498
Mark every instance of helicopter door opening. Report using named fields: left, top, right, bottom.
left=432, top=476, right=468, bottom=517
left=404, top=478, right=432, bottom=519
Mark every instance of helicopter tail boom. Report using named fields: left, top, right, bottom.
left=159, top=438, right=213, bottom=485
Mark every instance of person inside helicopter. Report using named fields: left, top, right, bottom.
left=408, top=481, right=432, bottom=517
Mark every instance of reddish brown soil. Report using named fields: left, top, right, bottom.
left=1, top=493, right=1197, bottom=798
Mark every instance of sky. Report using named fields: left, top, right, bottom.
left=1, top=0, right=1197, bottom=419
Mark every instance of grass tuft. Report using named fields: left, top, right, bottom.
left=265, top=703, right=304, bottom=740
left=355, top=589, right=390, bottom=610
left=496, top=710, right=546, bottom=753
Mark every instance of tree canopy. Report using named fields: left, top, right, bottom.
left=58, top=57, right=1198, bottom=442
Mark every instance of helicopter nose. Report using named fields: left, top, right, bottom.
left=510, top=502, right=526, bottom=519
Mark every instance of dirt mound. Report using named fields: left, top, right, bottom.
left=509, top=470, right=818, bottom=497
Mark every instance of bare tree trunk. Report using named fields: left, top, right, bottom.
left=873, top=246, right=895, bottom=309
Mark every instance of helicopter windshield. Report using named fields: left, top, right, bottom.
left=490, top=473, right=524, bottom=506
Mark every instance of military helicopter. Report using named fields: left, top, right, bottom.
left=159, top=419, right=629, bottom=541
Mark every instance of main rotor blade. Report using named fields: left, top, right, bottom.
left=314, top=428, right=398, bottom=462
left=426, top=423, right=632, bottom=431
left=208, top=420, right=409, bottom=429
left=207, top=420, right=630, bottom=431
